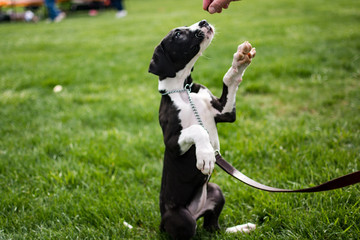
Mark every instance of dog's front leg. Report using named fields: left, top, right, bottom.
left=215, top=42, right=256, bottom=122
left=178, top=125, right=215, bottom=175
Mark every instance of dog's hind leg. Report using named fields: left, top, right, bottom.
left=201, top=183, right=225, bottom=232
left=161, top=208, right=196, bottom=240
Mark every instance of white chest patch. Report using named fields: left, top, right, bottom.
left=170, top=88, right=220, bottom=151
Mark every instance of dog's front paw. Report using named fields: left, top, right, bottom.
left=233, top=41, right=256, bottom=69
left=224, top=41, right=256, bottom=85
left=196, top=148, right=216, bottom=175
left=232, top=41, right=256, bottom=70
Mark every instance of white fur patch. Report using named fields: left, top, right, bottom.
left=123, top=221, right=133, bottom=229
left=225, top=223, right=256, bottom=233
left=187, top=183, right=208, bottom=217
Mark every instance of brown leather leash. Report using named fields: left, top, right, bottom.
left=215, top=153, right=360, bottom=192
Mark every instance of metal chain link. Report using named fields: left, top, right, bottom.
left=160, top=83, right=205, bottom=129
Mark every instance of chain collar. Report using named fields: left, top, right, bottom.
left=159, top=83, right=193, bottom=96
left=159, top=83, right=206, bottom=129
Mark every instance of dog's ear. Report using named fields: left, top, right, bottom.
left=148, top=43, right=176, bottom=79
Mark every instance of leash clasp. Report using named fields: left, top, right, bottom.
left=184, top=83, right=193, bottom=92
left=214, top=150, right=221, bottom=156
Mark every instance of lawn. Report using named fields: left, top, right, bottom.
left=0, top=0, right=359, bottom=239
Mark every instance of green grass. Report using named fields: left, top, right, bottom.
left=0, top=0, right=359, bottom=239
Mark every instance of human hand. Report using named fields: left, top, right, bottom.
left=203, top=0, right=239, bottom=14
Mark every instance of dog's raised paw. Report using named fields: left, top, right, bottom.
left=233, top=41, right=256, bottom=70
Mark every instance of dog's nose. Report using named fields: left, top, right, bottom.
left=199, top=20, right=209, bottom=28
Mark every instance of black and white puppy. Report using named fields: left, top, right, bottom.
left=149, top=20, right=256, bottom=239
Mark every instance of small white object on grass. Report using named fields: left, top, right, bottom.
left=123, top=221, right=133, bottom=229
left=226, top=223, right=256, bottom=233
left=53, top=85, right=63, bottom=93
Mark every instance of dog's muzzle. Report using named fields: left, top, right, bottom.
left=197, top=20, right=214, bottom=40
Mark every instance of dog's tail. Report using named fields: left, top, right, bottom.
left=215, top=153, right=360, bottom=193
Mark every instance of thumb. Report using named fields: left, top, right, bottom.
left=208, top=0, right=231, bottom=13
left=203, top=0, right=213, bottom=10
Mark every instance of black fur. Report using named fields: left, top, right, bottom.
left=149, top=28, right=204, bottom=80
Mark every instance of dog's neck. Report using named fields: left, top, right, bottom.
left=158, top=55, right=199, bottom=92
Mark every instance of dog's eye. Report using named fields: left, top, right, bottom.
left=174, top=31, right=181, bottom=38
